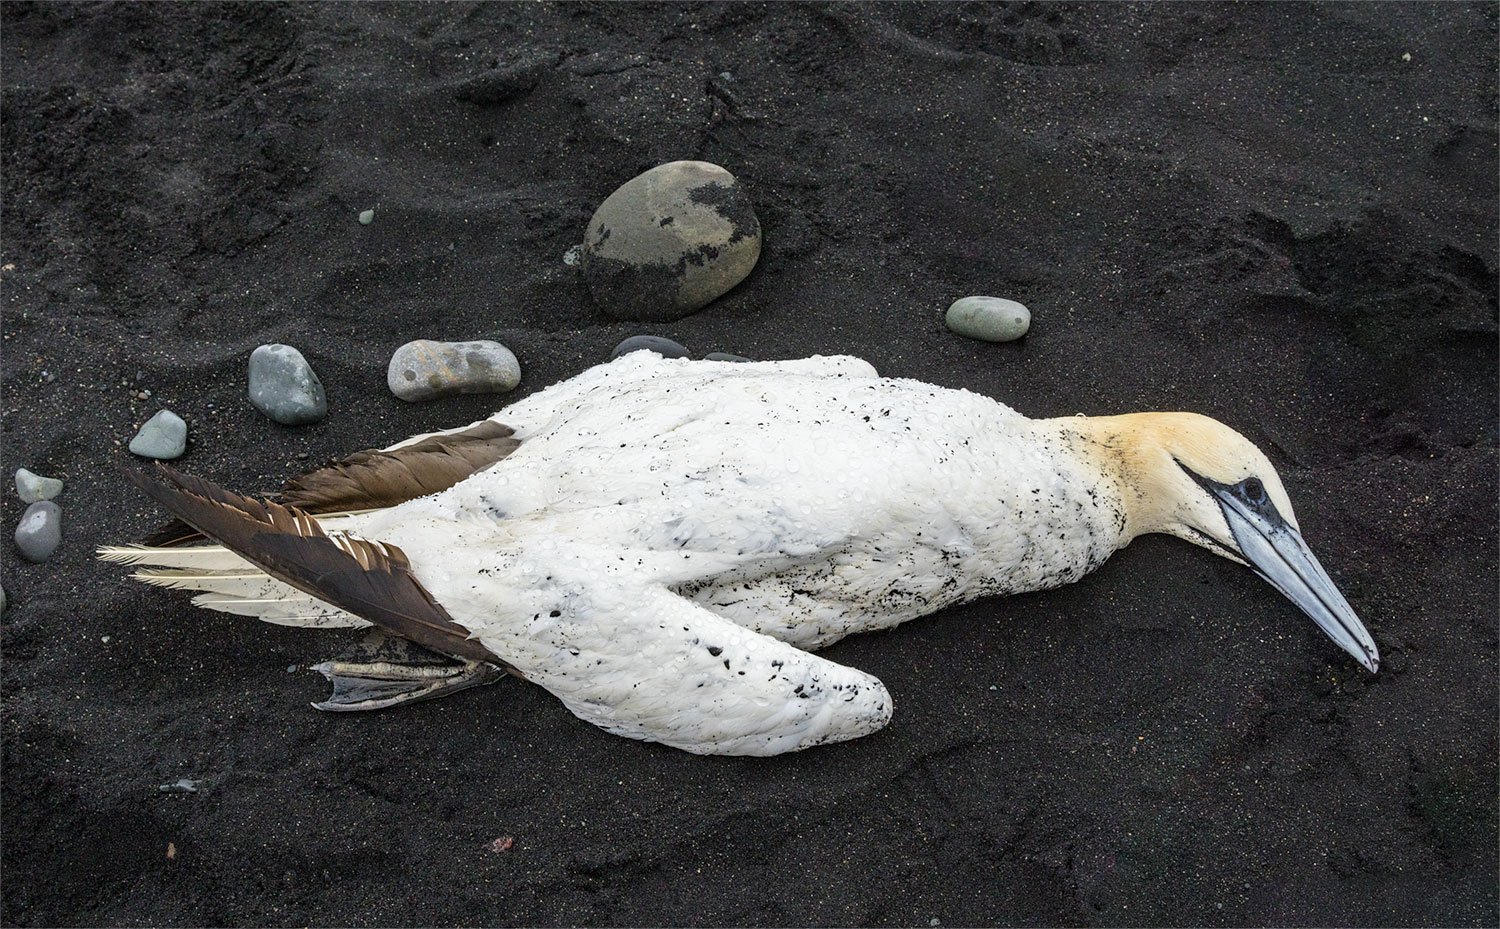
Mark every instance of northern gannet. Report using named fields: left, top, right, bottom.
left=101, top=353, right=1378, bottom=755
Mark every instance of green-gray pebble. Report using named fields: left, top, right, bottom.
left=248, top=344, right=327, bottom=425
left=945, top=296, right=1031, bottom=343
left=129, top=410, right=187, bottom=459
left=15, top=468, right=62, bottom=503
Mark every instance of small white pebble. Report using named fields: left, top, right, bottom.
left=359, top=209, right=375, bottom=225
left=1401, top=52, right=1411, bottom=61
left=101, top=635, right=111, bottom=643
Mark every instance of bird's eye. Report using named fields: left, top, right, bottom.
left=1243, top=477, right=1266, bottom=503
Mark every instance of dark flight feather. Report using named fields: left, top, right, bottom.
left=126, top=463, right=506, bottom=666
left=140, top=421, right=520, bottom=547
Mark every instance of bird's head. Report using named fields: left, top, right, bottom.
left=1064, top=412, right=1379, bottom=672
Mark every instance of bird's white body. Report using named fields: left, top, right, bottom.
left=326, top=353, right=1124, bottom=753
left=110, top=352, right=1378, bottom=755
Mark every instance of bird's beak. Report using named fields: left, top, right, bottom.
left=1215, top=490, right=1380, bottom=673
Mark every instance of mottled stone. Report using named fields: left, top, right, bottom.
left=582, top=161, right=762, bottom=322
left=703, top=352, right=752, bottom=363
left=15, top=501, right=61, bottom=563
left=611, top=335, right=690, bottom=360
left=387, top=340, right=521, bottom=402
left=248, top=344, right=327, bottom=425
left=15, top=468, right=62, bottom=503
left=945, top=296, right=1031, bottom=343
left=129, top=410, right=187, bottom=459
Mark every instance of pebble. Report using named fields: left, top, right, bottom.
left=359, top=209, right=375, bottom=225
left=129, top=410, right=187, bottom=459
left=582, top=161, right=762, bottom=321
left=248, top=344, right=327, bottom=425
left=945, top=296, right=1031, bottom=343
left=562, top=244, right=584, bottom=267
left=15, top=468, right=62, bottom=503
left=159, top=778, right=203, bottom=794
left=1, top=582, right=6, bottom=614
left=15, top=501, right=61, bottom=563
left=703, top=351, right=751, bottom=363
left=611, top=335, right=690, bottom=360
left=387, top=339, right=521, bottom=402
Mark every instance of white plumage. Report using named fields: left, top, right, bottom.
left=104, top=351, right=1378, bottom=755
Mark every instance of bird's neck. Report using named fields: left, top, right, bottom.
left=1034, top=413, right=1185, bottom=541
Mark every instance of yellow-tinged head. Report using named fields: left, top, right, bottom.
left=1056, top=412, right=1378, bottom=672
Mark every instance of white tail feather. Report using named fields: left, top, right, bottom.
left=107, top=552, right=371, bottom=629
left=190, top=594, right=370, bottom=628
left=97, top=544, right=252, bottom=571
left=134, top=569, right=280, bottom=598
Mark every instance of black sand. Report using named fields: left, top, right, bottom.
left=2, top=3, right=1496, bottom=926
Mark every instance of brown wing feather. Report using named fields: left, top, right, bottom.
left=127, top=463, right=505, bottom=666
left=138, top=421, right=521, bottom=547
left=282, top=421, right=520, bottom=512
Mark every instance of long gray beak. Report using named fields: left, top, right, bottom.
left=1216, top=491, right=1380, bottom=672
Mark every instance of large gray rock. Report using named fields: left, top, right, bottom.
left=582, top=161, right=761, bottom=322
left=248, top=344, right=327, bottom=425
left=15, top=501, right=61, bottom=563
left=129, top=410, right=187, bottom=459
left=387, top=340, right=521, bottom=402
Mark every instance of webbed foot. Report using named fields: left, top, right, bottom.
left=311, top=630, right=504, bottom=711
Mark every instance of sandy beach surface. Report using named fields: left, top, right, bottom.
left=2, top=3, right=1496, bottom=925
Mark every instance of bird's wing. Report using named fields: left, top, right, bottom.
left=125, top=463, right=505, bottom=665
left=490, top=580, right=892, bottom=755
left=139, top=419, right=520, bottom=546
left=280, top=420, right=519, bottom=512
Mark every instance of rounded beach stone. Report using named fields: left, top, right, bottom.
left=945, top=296, right=1031, bottom=343
left=129, top=410, right=187, bottom=460
left=703, top=351, right=752, bottom=363
left=15, top=501, right=61, bottom=563
left=248, top=344, right=327, bottom=425
left=611, top=335, right=690, bottom=360
left=359, top=209, right=375, bottom=225
left=15, top=468, right=62, bottom=504
left=582, top=161, right=761, bottom=322
left=387, top=339, right=521, bottom=402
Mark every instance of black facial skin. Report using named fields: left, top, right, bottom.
left=1177, top=462, right=1285, bottom=524
left=1173, top=460, right=1291, bottom=560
